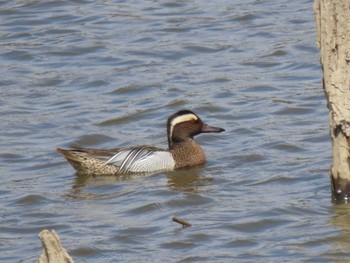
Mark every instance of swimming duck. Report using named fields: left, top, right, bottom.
left=57, top=110, right=225, bottom=175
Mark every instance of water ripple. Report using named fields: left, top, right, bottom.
left=0, top=0, right=333, bottom=262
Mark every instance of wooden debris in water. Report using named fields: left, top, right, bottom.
left=38, top=229, right=74, bottom=263
left=172, top=216, right=192, bottom=228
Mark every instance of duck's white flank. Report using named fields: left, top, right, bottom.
left=127, top=151, right=175, bottom=173
left=105, top=148, right=175, bottom=173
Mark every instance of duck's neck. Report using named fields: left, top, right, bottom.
left=170, top=139, right=206, bottom=169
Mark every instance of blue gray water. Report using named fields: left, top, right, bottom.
left=1, top=0, right=344, bottom=262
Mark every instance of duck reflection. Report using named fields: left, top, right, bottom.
left=68, top=167, right=211, bottom=198
left=68, top=172, right=148, bottom=199
left=165, top=168, right=213, bottom=192
left=72, top=172, right=131, bottom=188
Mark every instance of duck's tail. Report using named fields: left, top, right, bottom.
left=56, top=147, right=79, bottom=161
left=56, top=147, right=88, bottom=172
left=56, top=147, right=119, bottom=175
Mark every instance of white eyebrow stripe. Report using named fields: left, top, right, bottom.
left=169, top=113, right=198, bottom=142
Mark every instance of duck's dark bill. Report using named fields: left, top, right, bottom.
left=201, top=124, right=225, bottom=133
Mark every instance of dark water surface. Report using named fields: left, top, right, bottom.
left=0, top=0, right=344, bottom=262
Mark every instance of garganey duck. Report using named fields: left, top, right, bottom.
left=57, top=110, right=225, bottom=175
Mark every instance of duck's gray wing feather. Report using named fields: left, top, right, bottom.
left=71, top=146, right=160, bottom=159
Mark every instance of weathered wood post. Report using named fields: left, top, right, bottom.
left=314, top=0, right=350, bottom=201
left=37, top=230, right=74, bottom=263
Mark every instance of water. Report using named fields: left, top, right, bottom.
left=0, top=0, right=343, bottom=262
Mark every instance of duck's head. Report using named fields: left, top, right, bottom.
left=167, top=110, right=225, bottom=149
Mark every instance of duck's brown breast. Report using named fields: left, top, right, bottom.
left=170, top=140, right=207, bottom=169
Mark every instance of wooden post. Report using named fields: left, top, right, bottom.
left=37, top=230, right=74, bottom=263
left=314, top=0, right=350, bottom=201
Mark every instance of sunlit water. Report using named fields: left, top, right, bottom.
left=1, top=0, right=346, bottom=262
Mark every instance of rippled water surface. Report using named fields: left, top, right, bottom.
left=1, top=0, right=345, bottom=262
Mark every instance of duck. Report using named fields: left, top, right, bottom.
left=57, top=110, right=225, bottom=175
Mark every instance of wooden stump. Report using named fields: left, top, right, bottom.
left=314, top=0, right=350, bottom=201
left=38, top=230, right=74, bottom=263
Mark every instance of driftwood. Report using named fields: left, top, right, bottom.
left=314, top=0, right=350, bottom=201
left=172, top=216, right=192, bottom=228
left=37, top=230, right=74, bottom=263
